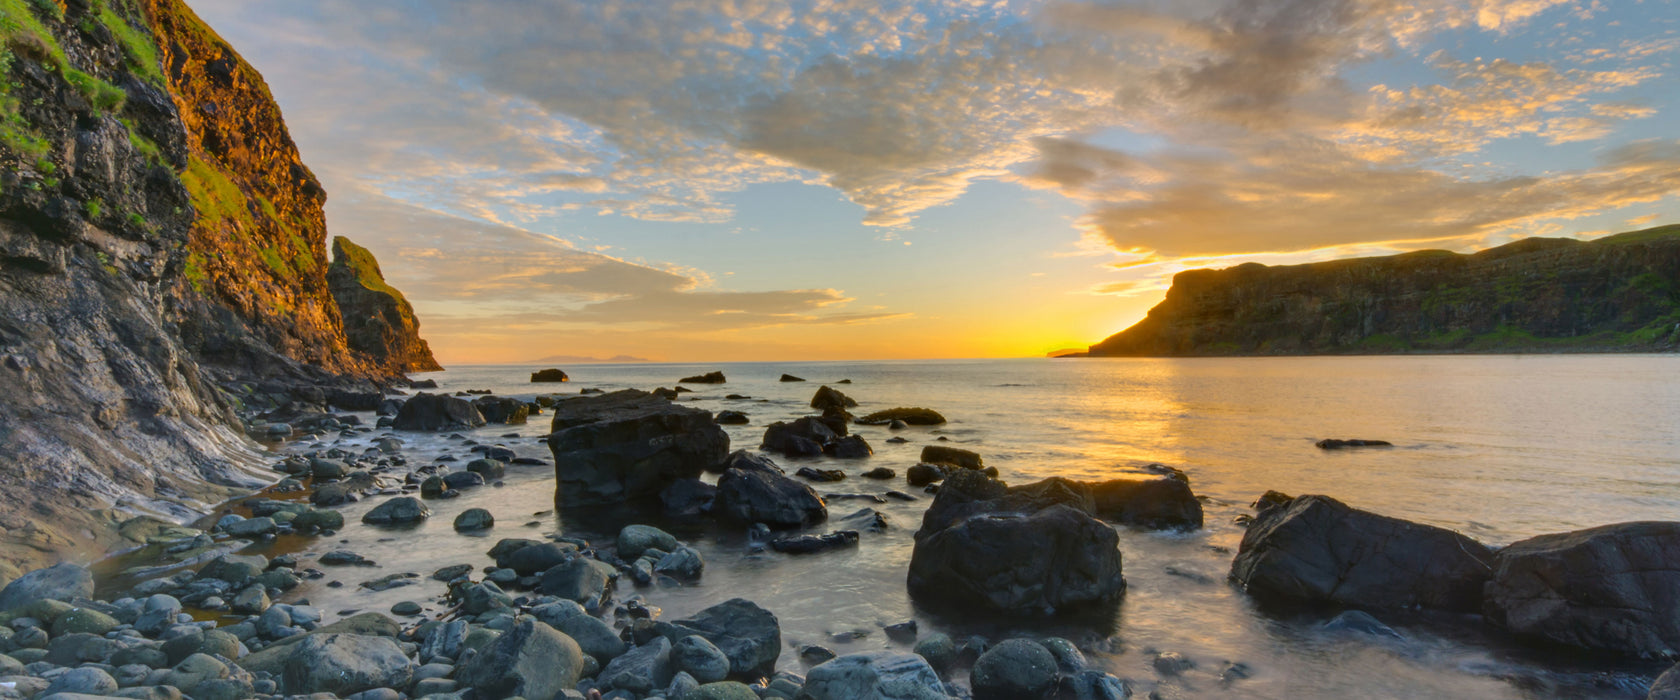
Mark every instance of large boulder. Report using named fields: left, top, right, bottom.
left=1229, top=494, right=1494, bottom=613
left=761, top=417, right=838, bottom=457
left=281, top=634, right=415, bottom=696
left=919, top=445, right=981, bottom=470
left=799, top=651, right=949, bottom=700
left=531, top=368, right=569, bottom=382
left=1087, top=476, right=1202, bottom=530
left=392, top=393, right=486, bottom=431
left=547, top=389, right=730, bottom=504
left=1483, top=521, right=1680, bottom=657
left=472, top=396, right=529, bottom=425
left=810, top=386, right=857, bottom=411
left=455, top=619, right=585, bottom=699
left=714, top=467, right=828, bottom=528
left=362, top=496, right=430, bottom=525
left=657, top=598, right=782, bottom=678
left=680, top=371, right=727, bottom=384
left=0, top=563, right=93, bottom=612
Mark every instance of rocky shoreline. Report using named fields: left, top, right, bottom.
left=0, top=378, right=1677, bottom=700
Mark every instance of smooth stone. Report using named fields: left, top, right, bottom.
left=800, top=651, right=948, bottom=700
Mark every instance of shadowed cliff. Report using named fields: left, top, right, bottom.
left=1090, top=226, right=1680, bottom=357
left=0, top=0, right=436, bottom=572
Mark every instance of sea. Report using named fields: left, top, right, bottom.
left=109, top=355, right=1680, bottom=698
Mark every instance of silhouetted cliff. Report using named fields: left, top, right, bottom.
left=1089, top=227, right=1680, bottom=357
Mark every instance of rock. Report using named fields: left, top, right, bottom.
left=690, top=680, right=760, bottom=700
left=857, top=408, right=946, bottom=426
left=1152, top=651, right=1194, bottom=676
left=442, top=471, right=485, bottom=490
left=661, top=479, right=717, bottom=516
left=504, top=542, right=577, bottom=575
left=1060, top=670, right=1130, bottom=700
left=281, top=634, right=416, bottom=696
left=392, top=393, right=486, bottom=431
left=548, top=389, right=730, bottom=504
left=1251, top=490, right=1296, bottom=519
left=601, top=636, right=674, bottom=691
left=455, top=620, right=584, bottom=700
left=919, top=445, right=981, bottom=470
left=762, top=418, right=838, bottom=457
left=231, top=584, right=270, bottom=614
left=906, top=463, right=948, bottom=487
left=1482, top=521, right=1680, bottom=657
left=971, top=639, right=1057, bottom=700
left=673, top=635, right=732, bottom=683
left=715, top=410, right=750, bottom=425
left=467, top=457, right=507, bottom=478
left=42, top=667, right=119, bottom=696
left=1087, top=476, right=1203, bottom=530
left=654, top=546, right=706, bottom=580
left=827, top=435, right=873, bottom=459
left=554, top=613, right=627, bottom=664
left=862, top=467, right=896, bottom=479
left=913, top=633, right=957, bottom=672
left=1323, top=610, right=1403, bottom=639
left=680, top=371, right=727, bottom=384
left=1041, top=638, right=1086, bottom=672
left=362, top=496, right=430, bottom=524
left=800, top=651, right=949, bottom=700
left=329, top=236, right=443, bottom=373
left=796, top=467, right=847, bottom=482
left=459, top=582, right=514, bottom=615
left=769, top=531, right=859, bottom=555
left=714, top=467, right=828, bottom=528
left=619, top=525, right=680, bottom=560
left=453, top=508, right=494, bottom=531
left=390, top=601, right=423, bottom=616
left=810, top=386, right=858, bottom=411
left=1229, top=494, right=1494, bottom=612
left=888, top=420, right=909, bottom=430
left=538, top=558, right=614, bottom=603
left=292, top=509, right=345, bottom=531
left=1651, top=662, right=1680, bottom=700
left=720, top=449, right=786, bottom=474
left=200, top=554, right=268, bottom=584
left=661, top=598, right=782, bottom=677
left=908, top=472, right=1124, bottom=615
left=1315, top=438, right=1393, bottom=449
left=49, top=607, right=119, bottom=636
left=320, top=550, right=375, bottom=566
left=0, top=564, right=93, bottom=611
left=532, top=368, right=570, bottom=382
left=472, top=396, right=530, bottom=425
left=780, top=374, right=806, bottom=382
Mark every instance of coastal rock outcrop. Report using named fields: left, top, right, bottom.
left=1087, top=228, right=1680, bottom=356
left=1483, top=521, right=1680, bottom=657
left=1229, top=494, right=1495, bottom=612
left=908, top=471, right=1124, bottom=615
left=547, top=389, right=730, bottom=504
left=326, top=236, right=441, bottom=373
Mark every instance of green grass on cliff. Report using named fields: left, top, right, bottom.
left=332, top=236, right=404, bottom=299
left=90, top=0, right=162, bottom=85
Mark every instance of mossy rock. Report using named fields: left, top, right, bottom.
left=857, top=407, right=946, bottom=425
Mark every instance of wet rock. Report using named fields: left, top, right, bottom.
left=455, top=619, right=584, bottom=700
left=1315, top=438, right=1392, bottom=449
left=1323, top=610, right=1403, bottom=639
left=680, top=371, right=728, bottom=384
left=472, top=396, right=529, bottom=425
left=661, top=479, right=717, bottom=517
left=796, top=467, right=847, bottom=482
left=913, top=633, right=957, bottom=672
left=200, top=554, right=268, bottom=584
left=619, top=525, right=680, bottom=560
left=467, top=457, right=507, bottom=478
left=919, top=445, right=981, bottom=470
left=908, top=471, right=1124, bottom=615
left=393, top=393, right=487, bottom=431
left=659, top=598, right=782, bottom=677
left=654, top=546, right=706, bottom=580
left=538, top=558, right=615, bottom=603
left=320, top=550, right=375, bottom=566
left=531, top=368, right=570, bottom=382
left=1088, top=476, right=1203, bottom=530
left=762, top=418, right=838, bottom=457
left=862, top=467, right=896, bottom=479
left=857, top=408, right=946, bottom=425
left=555, top=612, right=627, bottom=665
left=0, top=564, right=93, bottom=611
left=780, top=374, right=806, bottom=382
left=689, top=680, right=760, bottom=700
left=390, top=601, right=423, bottom=616
left=906, top=463, right=948, bottom=487
left=972, top=639, right=1057, bottom=700
left=1229, top=494, right=1494, bottom=613
left=418, top=619, right=468, bottom=660
left=714, top=467, right=828, bottom=528
left=41, top=667, right=119, bottom=696
left=282, top=634, right=415, bottom=696
left=1040, top=637, right=1086, bottom=672
left=601, top=636, right=674, bottom=692
left=1483, top=521, right=1680, bottom=657
left=800, top=651, right=948, bottom=700
left=453, top=508, right=494, bottom=531
left=810, top=386, right=858, bottom=411
left=548, top=389, right=730, bottom=505
left=827, top=435, right=873, bottom=459
left=716, top=410, right=750, bottom=425
left=1651, top=662, right=1680, bottom=700
left=839, top=508, right=890, bottom=532
left=673, top=634, right=732, bottom=683
left=884, top=621, right=918, bottom=643
left=460, top=582, right=514, bottom=615
left=1152, top=651, right=1194, bottom=676
left=769, top=531, right=859, bottom=555
left=292, top=509, right=345, bottom=531
left=1059, top=670, right=1130, bottom=700
left=504, top=542, right=578, bottom=575
left=362, top=497, right=430, bottom=525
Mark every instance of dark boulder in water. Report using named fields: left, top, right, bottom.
left=679, top=371, right=727, bottom=384
left=1230, top=494, right=1494, bottom=613
left=796, top=467, right=847, bottom=483
left=392, top=393, right=486, bottom=431
left=920, top=445, right=982, bottom=470
left=714, top=466, right=828, bottom=528
left=858, top=407, right=946, bottom=425
left=530, top=368, right=570, bottom=382
left=810, top=385, right=858, bottom=411
left=472, top=396, right=529, bottom=425
left=1651, top=663, right=1680, bottom=700
left=761, top=417, right=838, bottom=457
left=1088, top=476, right=1203, bottom=530
left=653, top=598, right=782, bottom=678
left=780, top=374, right=806, bottom=382
left=1315, top=438, right=1392, bottom=449
left=769, top=531, right=859, bottom=555
left=715, top=410, right=750, bottom=425
left=1483, top=521, right=1680, bottom=657
left=906, top=463, right=949, bottom=487
left=827, top=434, right=873, bottom=459
left=908, top=471, right=1124, bottom=615
left=547, top=389, right=729, bottom=505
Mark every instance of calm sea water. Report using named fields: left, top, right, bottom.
left=151, top=356, right=1680, bottom=697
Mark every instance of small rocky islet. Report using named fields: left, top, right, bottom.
left=3, top=378, right=1679, bottom=700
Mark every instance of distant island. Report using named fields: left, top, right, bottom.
left=1083, top=225, right=1680, bottom=357
left=531, top=354, right=651, bottom=363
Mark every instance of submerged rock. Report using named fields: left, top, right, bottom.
left=1315, top=438, right=1393, bottom=449
left=361, top=496, right=430, bottom=525
left=1229, top=494, right=1494, bottom=612
left=547, top=389, right=730, bottom=505
left=769, top=531, right=859, bottom=555
left=1483, top=521, right=1680, bottom=657
left=858, top=407, right=946, bottom=425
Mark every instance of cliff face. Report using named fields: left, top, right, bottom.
left=0, top=0, right=436, bottom=572
left=1089, top=227, right=1680, bottom=357
left=329, top=236, right=442, bottom=373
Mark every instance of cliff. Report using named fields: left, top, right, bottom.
left=0, top=0, right=436, bottom=572
left=329, top=236, right=442, bottom=373
left=1089, top=226, right=1680, bottom=357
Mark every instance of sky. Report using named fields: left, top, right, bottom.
left=186, top=0, right=1680, bottom=363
